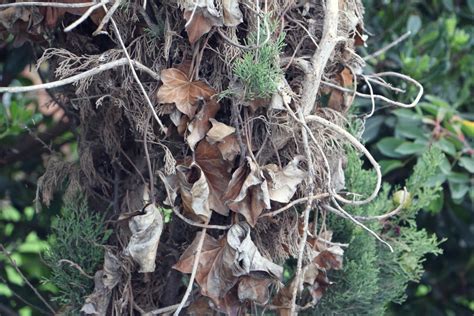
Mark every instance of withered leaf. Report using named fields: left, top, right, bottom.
left=174, top=223, right=283, bottom=311
left=327, top=67, right=354, bottom=112
left=223, top=157, right=271, bottom=226
left=237, top=276, right=273, bottom=305
left=187, top=99, right=220, bottom=150
left=184, top=9, right=215, bottom=44
left=81, top=250, right=121, bottom=315
left=206, top=118, right=236, bottom=144
left=217, top=134, right=241, bottom=162
left=264, top=156, right=306, bottom=203
left=157, top=68, right=215, bottom=118
left=193, top=140, right=232, bottom=216
left=176, top=163, right=211, bottom=221
left=222, top=0, right=243, bottom=27
left=125, top=204, right=163, bottom=273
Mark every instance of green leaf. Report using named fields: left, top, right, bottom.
left=407, top=15, right=422, bottom=34
left=379, top=159, right=404, bottom=175
left=395, top=142, right=426, bottom=155
left=459, top=157, right=474, bottom=173
left=448, top=182, right=469, bottom=200
left=434, top=138, right=456, bottom=156
left=363, top=116, right=385, bottom=143
left=5, top=265, right=24, bottom=286
left=376, top=137, right=405, bottom=158
left=442, top=0, right=454, bottom=11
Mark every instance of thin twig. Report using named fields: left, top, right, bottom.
left=0, top=244, right=56, bottom=314
left=0, top=1, right=97, bottom=9
left=364, top=31, right=412, bottom=60
left=104, top=6, right=167, bottom=133
left=93, top=0, right=122, bottom=36
left=58, top=259, right=94, bottom=279
left=305, top=114, right=382, bottom=205
left=324, top=202, right=394, bottom=252
left=353, top=187, right=408, bottom=222
left=64, top=0, right=109, bottom=32
left=261, top=193, right=330, bottom=218
left=143, top=112, right=155, bottom=204
left=150, top=303, right=180, bottom=315
left=174, top=226, right=208, bottom=315
left=0, top=58, right=159, bottom=93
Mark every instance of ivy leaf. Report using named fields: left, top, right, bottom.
left=223, top=158, right=271, bottom=226
left=187, top=99, right=220, bottom=150
left=157, top=68, right=215, bottom=119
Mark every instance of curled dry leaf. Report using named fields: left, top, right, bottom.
left=124, top=204, right=163, bottom=273
left=264, top=156, right=306, bottom=203
left=206, top=118, right=236, bottom=144
left=173, top=222, right=283, bottom=311
left=181, top=0, right=243, bottom=43
left=81, top=250, right=121, bottom=315
left=237, top=276, right=273, bottom=305
left=327, top=67, right=354, bottom=112
left=156, top=68, right=215, bottom=119
left=176, top=163, right=211, bottom=221
left=217, top=134, right=241, bottom=162
left=187, top=99, right=220, bottom=150
left=272, top=240, right=344, bottom=314
left=223, top=157, right=271, bottom=227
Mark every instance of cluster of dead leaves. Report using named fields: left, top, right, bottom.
left=173, top=222, right=283, bottom=313
left=0, top=0, right=103, bottom=46
left=178, top=0, right=243, bottom=44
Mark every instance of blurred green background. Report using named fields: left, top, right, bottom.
left=0, top=0, right=472, bottom=315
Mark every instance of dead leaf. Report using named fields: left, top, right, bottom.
left=272, top=240, right=344, bottom=313
left=206, top=118, right=236, bottom=144
left=223, top=157, right=271, bottom=226
left=157, top=68, right=215, bottom=119
left=181, top=140, right=232, bottom=216
left=81, top=250, right=121, bottom=315
left=222, top=0, right=243, bottom=26
left=264, top=156, right=306, bottom=203
left=174, top=223, right=283, bottom=311
left=176, top=163, right=211, bottom=221
left=238, top=276, right=273, bottom=305
left=217, top=134, right=241, bottom=162
left=184, top=9, right=215, bottom=44
left=125, top=204, right=163, bottom=273
left=187, top=99, right=220, bottom=150
left=327, top=67, right=354, bottom=112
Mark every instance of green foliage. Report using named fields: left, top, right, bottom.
left=44, top=198, right=109, bottom=314
left=233, top=20, right=285, bottom=100
left=315, top=148, right=444, bottom=315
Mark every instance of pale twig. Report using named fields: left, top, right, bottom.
left=58, top=259, right=94, bottom=279
left=353, top=188, right=408, bottom=222
left=174, top=226, right=208, bottom=315
left=0, top=58, right=159, bottom=93
left=184, top=2, right=199, bottom=28
left=305, top=114, right=382, bottom=205
left=143, top=113, right=155, bottom=204
left=64, top=0, right=109, bottom=32
left=362, top=74, right=376, bottom=118
left=93, top=0, right=122, bottom=36
left=0, top=244, right=56, bottom=314
left=290, top=106, right=317, bottom=315
left=261, top=194, right=331, bottom=218
left=100, top=6, right=166, bottom=133
left=324, top=201, right=394, bottom=252
left=150, top=303, right=180, bottom=315
left=300, top=0, right=340, bottom=115
left=171, top=204, right=230, bottom=230
left=364, top=31, right=412, bottom=60
left=0, top=1, right=96, bottom=9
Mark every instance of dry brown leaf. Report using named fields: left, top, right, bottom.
left=176, top=163, right=211, bottom=221
left=182, top=140, right=232, bottom=216
left=173, top=223, right=283, bottom=311
left=217, top=134, right=241, bottom=162
left=124, top=204, right=163, bottom=273
left=237, top=276, right=273, bottom=305
left=206, top=118, right=236, bottom=144
left=187, top=99, right=220, bottom=150
left=328, top=67, right=354, bottom=112
left=81, top=250, right=121, bottom=315
left=157, top=68, right=215, bottom=119
left=222, top=0, right=243, bottom=26
left=223, top=157, right=271, bottom=227
left=184, top=9, right=215, bottom=44
left=264, top=156, right=306, bottom=203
